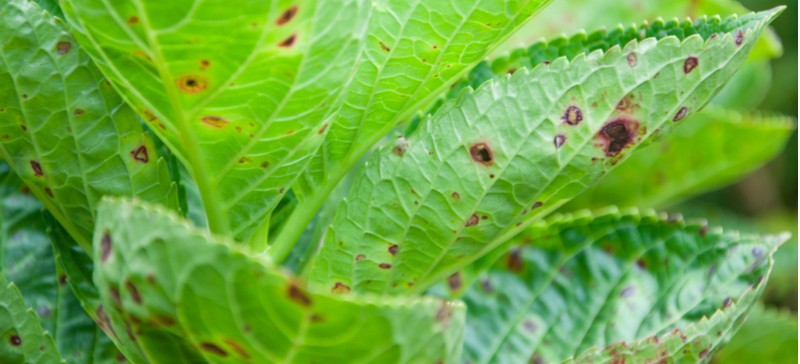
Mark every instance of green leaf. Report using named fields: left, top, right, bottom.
left=0, top=162, right=128, bottom=363
left=458, top=209, right=784, bottom=363
left=563, top=106, right=795, bottom=210
left=93, top=197, right=465, bottom=363
left=0, top=0, right=177, bottom=251
left=496, top=0, right=783, bottom=61
left=306, top=10, right=782, bottom=295
left=60, top=0, right=370, bottom=244
left=0, top=274, right=64, bottom=364
left=713, top=305, right=797, bottom=364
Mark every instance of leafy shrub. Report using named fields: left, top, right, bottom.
left=0, top=0, right=793, bottom=363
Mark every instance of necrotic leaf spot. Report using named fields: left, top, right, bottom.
left=331, top=282, right=351, bottom=294
left=131, top=145, right=149, bottom=163
left=562, top=106, right=583, bottom=125
left=279, top=34, right=297, bottom=47
left=101, top=232, right=112, bottom=262
left=200, top=342, right=228, bottom=357
left=176, top=75, right=208, bottom=93
left=9, top=335, right=21, bottom=346
left=735, top=30, right=744, bottom=46
left=554, top=134, right=566, bottom=148
left=276, top=6, right=298, bottom=25
left=56, top=41, right=72, bottom=55
left=465, top=213, right=480, bottom=227
left=287, top=282, right=311, bottom=306
left=673, top=107, right=688, bottom=122
left=125, top=280, right=142, bottom=304
left=30, top=160, right=43, bottom=177
left=469, top=143, right=493, bottom=166
left=683, top=57, right=699, bottom=74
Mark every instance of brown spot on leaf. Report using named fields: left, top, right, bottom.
left=451, top=192, right=461, bottom=200
left=388, top=244, right=398, bottom=256
left=470, top=143, right=493, bottom=166
left=722, top=297, right=733, bottom=308
left=447, top=272, right=462, bottom=291
left=109, top=286, right=121, bottom=305
left=199, top=59, right=210, bottom=70
left=379, top=41, right=391, bottom=52
left=318, top=123, right=328, bottom=134
left=101, top=231, right=112, bottom=262
left=735, top=30, right=744, bottom=46
left=223, top=339, right=250, bottom=359
left=507, top=249, right=524, bottom=272
left=435, top=301, right=453, bottom=329
left=201, top=115, right=228, bottom=128
left=378, top=263, right=392, bottom=269
left=73, top=108, right=85, bottom=117
left=125, top=280, right=142, bottom=304
left=277, top=5, right=298, bottom=25
left=673, top=107, right=688, bottom=122
left=532, top=201, right=542, bottom=210
left=131, top=145, right=149, bottom=163
left=58, top=274, right=67, bottom=285
left=260, top=161, right=270, bottom=169
left=44, top=187, right=54, bottom=198
left=355, top=254, right=365, bottom=261
left=393, top=137, right=409, bottom=156
left=331, top=282, right=351, bottom=294
left=279, top=34, right=297, bottom=47
left=127, top=16, right=139, bottom=25
left=598, top=119, right=639, bottom=157
left=562, top=106, right=583, bottom=126
left=627, top=52, right=637, bottom=67
left=554, top=134, right=566, bottom=148
left=30, top=160, right=43, bottom=177
left=699, top=348, right=710, bottom=359
left=200, top=342, right=228, bottom=357
left=56, top=41, right=72, bottom=55
left=287, top=281, right=311, bottom=307
left=176, top=75, right=208, bottom=93
left=683, top=57, right=699, bottom=74
left=465, top=213, right=480, bottom=227
left=9, top=334, right=21, bottom=346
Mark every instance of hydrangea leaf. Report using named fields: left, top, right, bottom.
left=306, top=9, right=782, bottom=295
left=292, top=0, right=552, bottom=198
left=0, top=274, right=64, bottom=364
left=92, top=197, right=465, bottom=363
left=0, top=162, right=129, bottom=363
left=59, top=0, right=371, bottom=244
left=0, top=0, right=177, bottom=251
left=497, top=0, right=783, bottom=61
left=563, top=106, right=795, bottom=210
left=459, top=209, right=785, bottom=363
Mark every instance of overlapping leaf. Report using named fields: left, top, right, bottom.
left=0, top=274, right=64, bottom=364
left=93, top=198, right=465, bottom=363
left=714, top=305, right=797, bottom=363
left=60, top=0, right=368, bottom=243
left=0, top=162, right=127, bottom=363
left=0, top=0, right=177, bottom=251
left=306, top=10, right=781, bottom=295
left=564, top=106, right=795, bottom=210
left=459, top=209, right=784, bottom=364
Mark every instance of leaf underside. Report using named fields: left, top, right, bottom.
left=306, top=10, right=780, bottom=296
left=93, top=198, right=465, bottom=364
left=459, top=209, right=783, bottom=364
left=0, top=0, right=177, bottom=251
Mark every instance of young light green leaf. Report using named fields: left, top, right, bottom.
left=0, top=0, right=177, bottom=251
left=496, top=0, right=783, bottom=61
left=306, top=10, right=782, bottom=295
left=60, top=0, right=368, bottom=244
left=459, top=209, right=784, bottom=364
left=0, top=163, right=128, bottom=363
left=93, top=197, right=465, bottom=363
left=0, top=274, right=65, bottom=364
left=563, top=106, right=795, bottom=210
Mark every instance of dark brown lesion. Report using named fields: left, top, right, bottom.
left=562, top=106, right=583, bottom=126
left=469, top=142, right=493, bottom=166
left=176, top=75, right=208, bottom=94
left=279, top=34, right=297, bottom=48
left=130, top=145, right=149, bottom=163
left=683, top=57, right=699, bottom=74
left=276, top=5, right=298, bottom=26
left=597, top=118, right=639, bottom=157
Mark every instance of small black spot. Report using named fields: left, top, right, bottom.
left=9, top=334, right=21, bottom=346
left=722, top=297, right=733, bottom=309
left=562, top=106, right=583, bottom=126
left=554, top=134, right=566, bottom=148
left=469, top=143, right=493, bottom=166
left=673, top=107, right=688, bottom=122
left=683, top=57, right=699, bottom=74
